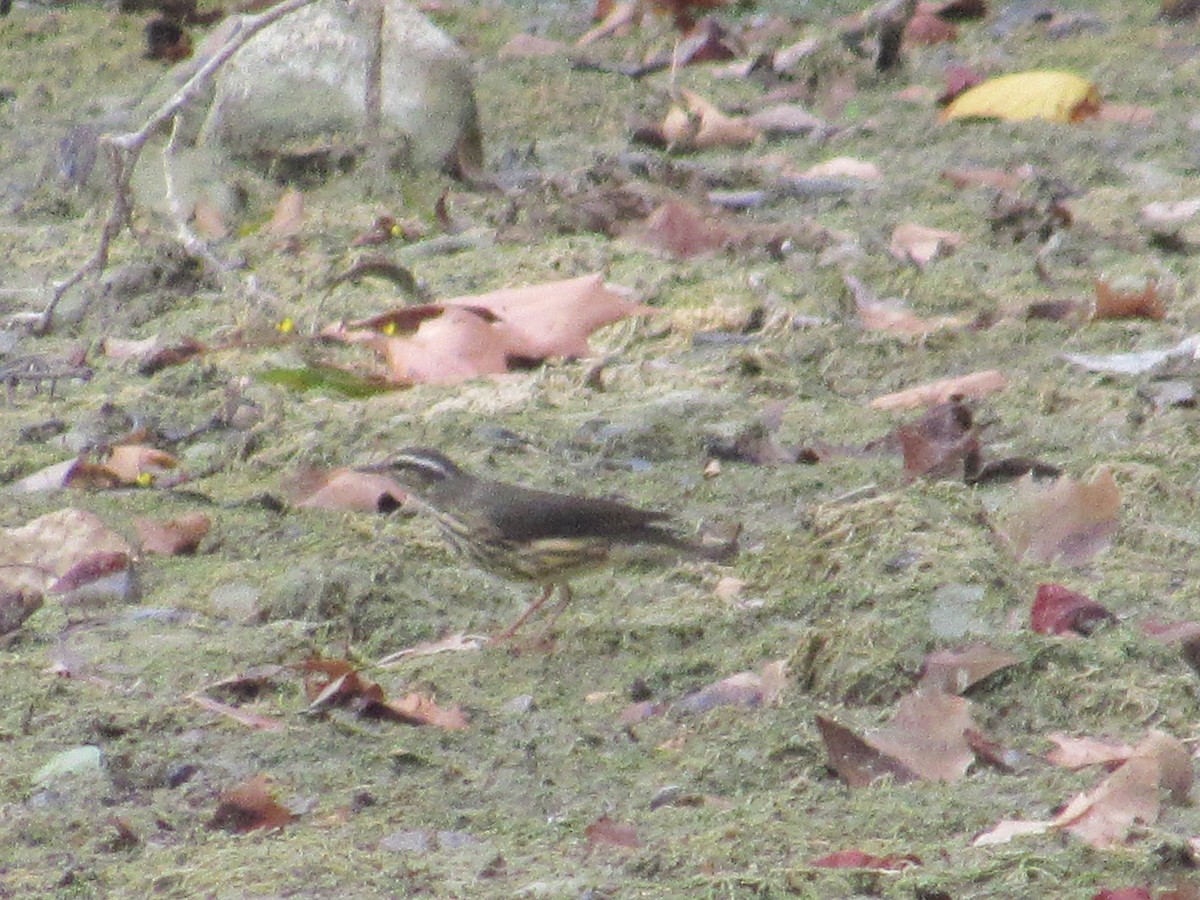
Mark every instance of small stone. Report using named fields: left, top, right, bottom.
left=503, top=694, right=536, bottom=714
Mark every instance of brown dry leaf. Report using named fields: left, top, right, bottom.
left=904, top=11, right=957, bottom=45
left=301, top=657, right=468, bottom=730
left=0, top=509, right=133, bottom=595
left=870, top=370, right=1008, bottom=411
left=209, top=774, right=296, bottom=833
left=976, top=730, right=1190, bottom=849
left=102, top=445, right=179, bottom=484
left=284, top=467, right=410, bottom=512
left=918, top=644, right=1020, bottom=694
left=1046, top=734, right=1135, bottom=771
left=444, top=273, right=650, bottom=360
left=1054, top=754, right=1162, bottom=849
left=672, top=16, right=740, bottom=65
left=135, top=513, right=211, bottom=556
left=625, top=199, right=735, bottom=259
left=577, top=0, right=640, bottom=46
left=1000, top=468, right=1120, bottom=565
left=816, top=715, right=921, bottom=787
left=867, top=688, right=977, bottom=782
left=660, top=89, right=760, bottom=150
left=889, top=222, right=966, bottom=268
left=383, top=693, right=470, bottom=730
left=895, top=400, right=980, bottom=480
left=585, top=815, right=642, bottom=850
left=267, top=188, right=305, bottom=238
left=377, top=307, right=520, bottom=384
left=1092, top=279, right=1166, bottom=321
left=856, top=297, right=963, bottom=336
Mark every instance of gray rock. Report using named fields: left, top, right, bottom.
left=149, top=0, right=481, bottom=175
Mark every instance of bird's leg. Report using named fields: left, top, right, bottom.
left=539, top=583, right=574, bottom=632
left=494, top=583, right=556, bottom=640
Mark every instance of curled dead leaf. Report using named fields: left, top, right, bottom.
left=1000, top=468, right=1120, bottom=565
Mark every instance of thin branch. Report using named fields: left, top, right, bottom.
left=21, top=0, right=320, bottom=336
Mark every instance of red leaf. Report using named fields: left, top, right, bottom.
left=1031, top=584, right=1116, bottom=636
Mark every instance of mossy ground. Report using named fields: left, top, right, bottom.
left=3, top=1, right=1200, bottom=897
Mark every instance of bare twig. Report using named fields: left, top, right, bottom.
left=22, top=0, right=319, bottom=336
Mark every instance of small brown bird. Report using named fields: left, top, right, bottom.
left=360, top=448, right=731, bottom=638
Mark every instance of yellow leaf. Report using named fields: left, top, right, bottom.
left=940, top=71, right=1099, bottom=124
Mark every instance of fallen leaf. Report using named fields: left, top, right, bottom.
left=284, top=467, right=410, bottom=513
left=1030, top=584, right=1116, bottom=636
left=1055, top=754, right=1161, bottom=849
left=0, top=509, right=133, bottom=596
left=1092, top=889, right=1153, bottom=900
left=974, top=729, right=1189, bottom=850
left=135, top=513, right=211, bottom=555
left=1046, top=734, right=1135, bottom=770
left=1063, top=334, right=1200, bottom=376
left=847, top=273, right=964, bottom=336
left=585, top=815, right=642, bottom=850
left=918, top=644, right=1019, bottom=694
left=209, top=774, right=296, bottom=833
left=866, top=688, right=977, bottom=782
left=940, top=70, right=1100, bottom=123
left=889, top=222, right=966, bottom=268
left=904, top=11, right=957, bottom=45
left=870, top=370, right=1008, bottom=410
left=1092, top=279, right=1165, bottom=321
left=301, top=656, right=468, bottom=730
left=101, top=445, right=179, bottom=485
left=383, top=692, right=470, bottom=730
left=816, top=715, right=920, bottom=788
left=671, top=16, right=740, bottom=65
left=625, top=199, right=735, bottom=259
left=999, top=468, right=1121, bottom=565
left=895, top=400, right=980, bottom=480
left=443, top=273, right=650, bottom=361
left=659, top=90, right=761, bottom=150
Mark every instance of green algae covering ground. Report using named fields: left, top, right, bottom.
left=4, top=1, right=1200, bottom=896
